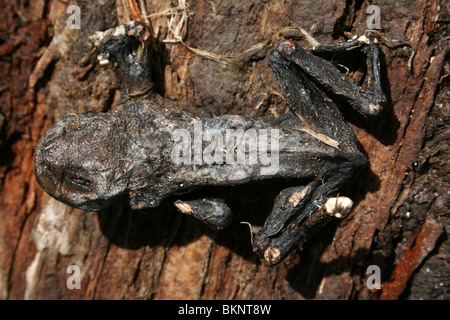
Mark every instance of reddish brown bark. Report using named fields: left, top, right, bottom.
left=380, top=215, right=443, bottom=300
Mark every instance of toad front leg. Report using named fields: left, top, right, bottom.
left=253, top=38, right=385, bottom=264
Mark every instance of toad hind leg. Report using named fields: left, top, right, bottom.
left=268, top=38, right=385, bottom=152
left=253, top=38, right=384, bottom=263
left=253, top=169, right=356, bottom=264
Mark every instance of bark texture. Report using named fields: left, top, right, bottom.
left=0, top=0, right=448, bottom=299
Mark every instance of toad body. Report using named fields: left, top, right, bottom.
left=34, top=21, right=386, bottom=264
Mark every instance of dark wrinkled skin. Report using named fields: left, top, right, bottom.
left=34, top=21, right=385, bottom=264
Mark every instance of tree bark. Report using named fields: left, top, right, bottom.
left=0, top=0, right=447, bottom=300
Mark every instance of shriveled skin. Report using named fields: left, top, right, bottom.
left=34, top=21, right=385, bottom=264
left=34, top=93, right=360, bottom=211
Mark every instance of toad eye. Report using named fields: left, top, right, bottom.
left=62, top=171, right=93, bottom=193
